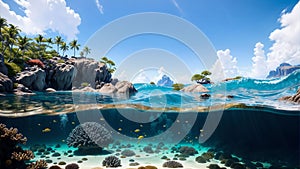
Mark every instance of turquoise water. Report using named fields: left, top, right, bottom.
left=0, top=70, right=299, bottom=168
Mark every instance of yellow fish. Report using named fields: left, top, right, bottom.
left=42, top=128, right=51, bottom=133
left=134, top=129, right=140, bottom=133
left=118, top=128, right=122, bottom=131
left=137, top=135, right=144, bottom=140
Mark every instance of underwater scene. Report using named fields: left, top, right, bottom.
left=0, top=70, right=299, bottom=169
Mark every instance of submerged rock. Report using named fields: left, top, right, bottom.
left=98, top=81, right=137, bottom=95
left=181, top=84, right=209, bottom=93
left=279, top=89, right=300, bottom=104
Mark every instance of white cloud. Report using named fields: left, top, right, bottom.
left=217, top=49, right=239, bottom=77
left=267, top=1, right=300, bottom=70
left=0, top=0, right=81, bottom=40
left=250, top=42, right=268, bottom=79
left=132, top=71, right=151, bottom=84
left=95, top=0, right=104, bottom=14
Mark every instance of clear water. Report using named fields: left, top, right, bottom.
left=0, top=70, right=299, bottom=169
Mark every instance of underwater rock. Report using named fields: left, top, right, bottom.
left=58, top=161, right=66, bottom=165
left=17, top=66, right=46, bottom=91
left=162, top=160, right=183, bottom=168
left=279, top=89, right=300, bottom=104
left=65, top=163, right=79, bottom=169
left=143, top=145, right=154, bottom=154
left=138, top=166, right=158, bottom=169
left=129, top=162, right=140, bottom=166
left=230, top=162, right=246, bottom=169
left=102, top=155, right=121, bottom=167
left=0, top=72, right=13, bottom=93
left=52, top=152, right=61, bottom=157
left=179, top=146, right=198, bottom=156
left=49, top=165, right=62, bottom=169
left=121, top=149, right=136, bottom=157
left=66, top=122, right=113, bottom=155
left=207, top=164, right=221, bottom=169
left=195, top=156, right=207, bottom=163
left=201, top=152, right=214, bottom=160
left=180, top=84, right=209, bottom=93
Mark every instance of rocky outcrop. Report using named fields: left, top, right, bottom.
left=267, top=63, right=300, bottom=78
left=0, top=54, right=8, bottom=75
left=157, top=75, right=174, bottom=87
left=16, top=66, right=46, bottom=91
left=0, top=72, right=13, bottom=92
left=181, top=84, right=209, bottom=93
left=49, top=63, right=75, bottom=90
left=98, top=81, right=137, bottom=95
left=73, top=59, right=111, bottom=88
left=279, top=89, right=300, bottom=104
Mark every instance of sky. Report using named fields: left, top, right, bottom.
left=0, top=0, right=300, bottom=82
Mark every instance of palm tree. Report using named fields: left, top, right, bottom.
left=17, top=36, right=31, bottom=56
left=60, top=42, right=69, bottom=56
left=46, top=37, right=53, bottom=48
left=79, top=51, right=84, bottom=58
left=55, top=36, right=63, bottom=55
left=83, top=46, right=91, bottom=58
left=0, top=17, right=7, bottom=41
left=69, top=39, right=80, bottom=57
left=34, top=34, right=44, bottom=58
left=100, top=56, right=116, bottom=73
left=3, top=24, right=20, bottom=60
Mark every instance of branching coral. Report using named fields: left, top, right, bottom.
left=102, top=155, right=121, bottom=167
left=0, top=123, right=46, bottom=169
left=26, top=160, right=47, bottom=169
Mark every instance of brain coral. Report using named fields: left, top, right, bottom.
left=67, top=122, right=113, bottom=149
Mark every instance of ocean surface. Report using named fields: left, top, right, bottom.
left=0, top=70, right=299, bottom=168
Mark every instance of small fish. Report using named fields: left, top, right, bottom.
left=42, top=128, right=51, bottom=133
left=118, top=128, right=122, bottom=131
left=137, top=135, right=144, bottom=140
left=71, top=122, right=75, bottom=125
left=134, top=129, right=140, bottom=133
left=37, top=123, right=41, bottom=126
left=53, top=120, right=57, bottom=123
left=62, top=140, right=65, bottom=142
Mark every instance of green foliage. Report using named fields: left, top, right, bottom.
left=150, top=81, right=155, bottom=85
left=201, top=70, right=212, bottom=76
left=234, top=76, right=242, bottom=80
left=191, top=74, right=204, bottom=81
left=172, top=83, right=184, bottom=91
left=13, top=83, right=18, bottom=89
left=5, top=61, right=22, bottom=77
left=57, top=59, right=65, bottom=63
left=191, top=70, right=212, bottom=82
left=81, top=82, right=90, bottom=87
left=100, top=56, right=116, bottom=73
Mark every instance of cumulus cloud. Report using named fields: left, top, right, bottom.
left=267, top=1, right=300, bottom=70
left=95, top=0, right=104, bottom=14
left=0, top=0, right=81, bottom=40
left=250, top=42, right=268, bottom=79
left=132, top=70, right=151, bottom=83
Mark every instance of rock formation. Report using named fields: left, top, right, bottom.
left=73, top=59, right=111, bottom=88
left=279, top=89, right=300, bottom=104
left=16, top=66, right=46, bottom=91
left=267, top=63, right=300, bottom=78
left=181, top=84, right=209, bottom=93
left=0, top=72, right=13, bottom=92
left=0, top=54, right=8, bottom=75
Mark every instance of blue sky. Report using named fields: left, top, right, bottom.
left=1, top=0, right=300, bottom=81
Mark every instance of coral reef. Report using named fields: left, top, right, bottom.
left=67, top=122, right=113, bottom=155
left=0, top=123, right=47, bottom=169
left=162, top=161, right=183, bottom=168
left=102, top=155, right=121, bottom=167
left=143, top=145, right=154, bottom=153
